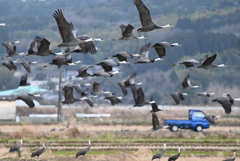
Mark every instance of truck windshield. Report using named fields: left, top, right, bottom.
left=188, top=110, right=192, bottom=120
left=194, top=111, right=205, bottom=118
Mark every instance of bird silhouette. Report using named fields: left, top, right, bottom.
left=76, top=140, right=91, bottom=158
left=31, top=143, right=46, bottom=158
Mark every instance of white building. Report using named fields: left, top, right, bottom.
left=0, top=96, right=16, bottom=122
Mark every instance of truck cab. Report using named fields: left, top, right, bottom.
left=164, top=109, right=210, bottom=132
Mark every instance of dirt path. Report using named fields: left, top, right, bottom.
left=0, top=124, right=239, bottom=133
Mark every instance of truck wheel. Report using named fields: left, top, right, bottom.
left=171, top=125, right=178, bottom=132
left=195, top=125, right=203, bottom=132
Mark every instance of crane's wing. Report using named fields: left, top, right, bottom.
left=76, top=148, right=88, bottom=158
left=181, top=59, right=200, bottom=68
left=205, top=115, right=216, bottom=125
left=199, top=55, right=209, bottom=65
left=123, top=24, right=134, bottom=37
left=139, top=42, right=151, bottom=57
left=133, top=0, right=155, bottom=28
left=130, top=86, right=137, bottom=103
left=116, top=55, right=127, bottom=62
left=182, top=74, right=190, bottom=89
left=3, top=60, right=17, bottom=70
left=152, top=150, right=165, bottom=160
left=178, top=92, right=185, bottom=101
left=31, top=148, right=45, bottom=157
left=53, top=9, right=76, bottom=43
left=92, top=82, right=100, bottom=94
left=136, top=87, right=145, bottom=105
left=84, top=98, right=94, bottom=107
left=72, top=84, right=82, bottom=94
left=38, top=38, right=51, bottom=54
left=77, top=66, right=90, bottom=77
left=17, top=95, right=35, bottom=108
left=3, top=42, right=14, bottom=56
left=168, top=153, right=180, bottom=161
left=107, top=95, right=122, bottom=106
left=77, top=35, right=97, bottom=54
left=81, top=88, right=89, bottom=96
left=171, top=93, right=180, bottom=105
left=201, top=54, right=217, bottom=66
left=34, top=36, right=43, bottom=50
left=125, top=72, right=137, bottom=86
left=21, top=62, right=31, bottom=73
left=119, top=24, right=126, bottom=36
left=78, top=66, right=88, bottom=73
left=154, top=47, right=166, bottom=58
left=222, top=93, right=234, bottom=104
left=212, top=97, right=232, bottom=114
left=28, top=40, right=36, bottom=54
left=101, top=65, right=112, bottom=72
left=9, top=144, right=22, bottom=152
left=78, top=42, right=97, bottom=54
left=152, top=113, right=160, bottom=129
left=62, top=86, right=75, bottom=100
left=220, top=101, right=232, bottom=115
left=19, top=73, right=28, bottom=86
left=120, top=86, right=128, bottom=96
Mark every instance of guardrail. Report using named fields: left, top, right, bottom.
left=76, top=113, right=111, bottom=118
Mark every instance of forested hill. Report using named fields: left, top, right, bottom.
left=0, top=0, right=239, bottom=105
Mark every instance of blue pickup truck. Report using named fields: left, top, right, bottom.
left=164, top=109, right=210, bottom=132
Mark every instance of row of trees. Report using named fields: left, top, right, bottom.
left=176, top=9, right=240, bottom=32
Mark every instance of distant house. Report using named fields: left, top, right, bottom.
left=28, top=69, right=78, bottom=83
left=0, top=96, right=16, bottom=122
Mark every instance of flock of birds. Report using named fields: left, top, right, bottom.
left=8, top=139, right=237, bottom=161
left=1, top=0, right=238, bottom=160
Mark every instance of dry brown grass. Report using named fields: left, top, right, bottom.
left=65, top=125, right=82, bottom=138
left=0, top=108, right=239, bottom=140
left=0, top=123, right=239, bottom=140
left=11, top=126, right=37, bottom=139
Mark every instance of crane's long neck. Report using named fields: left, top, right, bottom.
left=159, top=24, right=174, bottom=28
left=216, top=64, right=226, bottom=67
left=149, top=100, right=156, bottom=104
left=178, top=147, right=181, bottom=153
left=111, top=71, right=121, bottom=75
left=136, top=82, right=143, bottom=85
left=20, top=139, right=23, bottom=145
left=191, top=85, right=199, bottom=88
left=233, top=152, right=236, bottom=158
left=85, top=37, right=94, bottom=42
left=137, top=36, right=146, bottom=39
left=209, top=92, right=215, bottom=96
left=81, top=83, right=91, bottom=86
left=163, top=144, right=166, bottom=150
left=103, top=91, right=111, bottom=94
left=233, top=98, right=240, bottom=101
left=93, top=38, right=103, bottom=41
left=171, top=43, right=182, bottom=46
left=0, top=23, right=8, bottom=26
left=154, top=58, right=163, bottom=62
left=116, top=96, right=123, bottom=99
left=87, top=140, right=91, bottom=150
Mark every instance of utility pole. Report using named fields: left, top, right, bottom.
left=57, top=66, right=63, bottom=122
